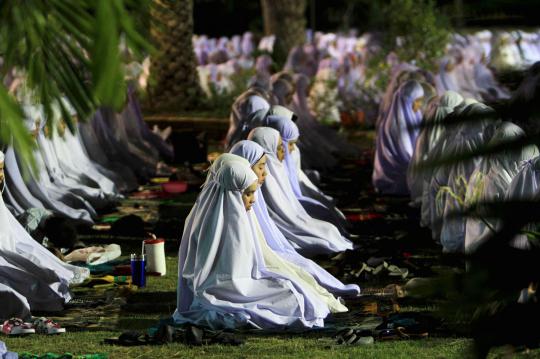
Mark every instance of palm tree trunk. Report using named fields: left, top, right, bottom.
left=149, top=0, right=203, bottom=111
left=261, top=0, right=307, bottom=65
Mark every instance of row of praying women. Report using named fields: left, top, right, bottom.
left=0, top=72, right=172, bottom=320
left=226, top=89, right=353, bottom=233
left=0, top=149, right=89, bottom=320
left=225, top=74, right=357, bottom=176
left=3, top=80, right=172, bottom=224
left=174, top=95, right=362, bottom=328
left=374, top=60, right=540, bottom=254
left=219, top=29, right=539, bottom=183
left=416, top=98, right=538, bottom=253
left=196, top=29, right=540, bottom=130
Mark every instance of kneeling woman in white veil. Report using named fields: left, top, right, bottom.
left=248, top=127, right=353, bottom=255
left=0, top=150, right=89, bottom=320
left=174, top=156, right=346, bottom=330
left=465, top=122, right=539, bottom=253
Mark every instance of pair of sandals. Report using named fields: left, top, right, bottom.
left=335, top=326, right=428, bottom=344
left=1, top=318, right=65, bottom=335
left=378, top=327, right=429, bottom=340
left=181, top=325, right=244, bottom=346
left=349, top=261, right=409, bottom=280
left=360, top=284, right=405, bottom=299
left=335, top=328, right=374, bottom=345
left=375, top=313, right=431, bottom=340
left=104, top=324, right=244, bottom=346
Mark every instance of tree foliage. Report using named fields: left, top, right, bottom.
left=0, top=0, right=151, bottom=172
left=383, top=0, right=450, bottom=71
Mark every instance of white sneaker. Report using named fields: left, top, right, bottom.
left=1, top=318, right=36, bottom=335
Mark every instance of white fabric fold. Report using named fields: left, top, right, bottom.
left=249, top=127, right=353, bottom=255
left=174, top=157, right=345, bottom=329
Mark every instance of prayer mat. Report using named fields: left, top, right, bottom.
left=33, top=289, right=128, bottom=332
left=71, top=259, right=131, bottom=276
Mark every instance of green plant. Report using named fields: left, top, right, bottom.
left=308, top=69, right=342, bottom=125
left=383, top=0, right=450, bottom=71
left=364, top=52, right=392, bottom=100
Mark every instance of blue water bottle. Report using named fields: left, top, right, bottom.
left=130, top=253, right=146, bottom=288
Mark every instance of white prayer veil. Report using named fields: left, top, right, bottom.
left=465, top=122, right=539, bottom=252
left=408, top=91, right=464, bottom=205
left=373, top=80, right=425, bottom=195
left=248, top=96, right=271, bottom=114
left=225, top=93, right=271, bottom=150
left=437, top=104, right=498, bottom=251
left=0, top=149, right=89, bottom=318
left=248, top=127, right=353, bottom=255
left=175, top=159, right=339, bottom=329
left=503, top=157, right=540, bottom=249
left=230, top=141, right=360, bottom=297
left=202, top=153, right=250, bottom=187
left=268, top=105, right=295, bottom=121
left=0, top=150, right=4, bottom=192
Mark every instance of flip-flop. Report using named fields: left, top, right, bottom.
left=1, top=318, right=35, bottom=335
left=395, top=326, right=429, bottom=339
left=372, top=262, right=388, bottom=275
left=387, top=265, right=409, bottom=279
left=348, top=336, right=374, bottom=345
left=152, top=324, right=175, bottom=344
left=184, top=325, right=204, bottom=346
left=104, top=331, right=152, bottom=346
left=336, top=329, right=374, bottom=345
left=33, top=317, right=66, bottom=335
left=335, top=328, right=354, bottom=344
left=207, top=331, right=244, bottom=346
left=377, top=328, right=401, bottom=341
left=350, top=262, right=373, bottom=278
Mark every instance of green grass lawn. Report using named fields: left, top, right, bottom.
left=0, top=255, right=519, bottom=359
left=4, top=136, right=539, bottom=358
left=4, top=256, right=539, bottom=358
left=4, top=333, right=472, bottom=359
left=0, top=257, right=465, bottom=359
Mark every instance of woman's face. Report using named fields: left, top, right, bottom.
left=0, top=161, right=4, bottom=185
left=277, top=137, right=285, bottom=162
left=242, top=181, right=258, bottom=211
left=288, top=140, right=297, bottom=154
left=251, top=154, right=267, bottom=185
left=412, top=97, right=424, bottom=112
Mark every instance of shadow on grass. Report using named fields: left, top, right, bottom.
left=121, top=290, right=176, bottom=315
left=116, top=317, right=163, bottom=330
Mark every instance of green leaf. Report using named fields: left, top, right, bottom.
left=91, top=0, right=126, bottom=109
left=0, top=84, right=37, bottom=175
left=0, top=0, right=150, bottom=169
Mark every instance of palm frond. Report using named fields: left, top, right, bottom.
left=0, top=0, right=152, bottom=173
left=0, top=84, right=36, bottom=173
